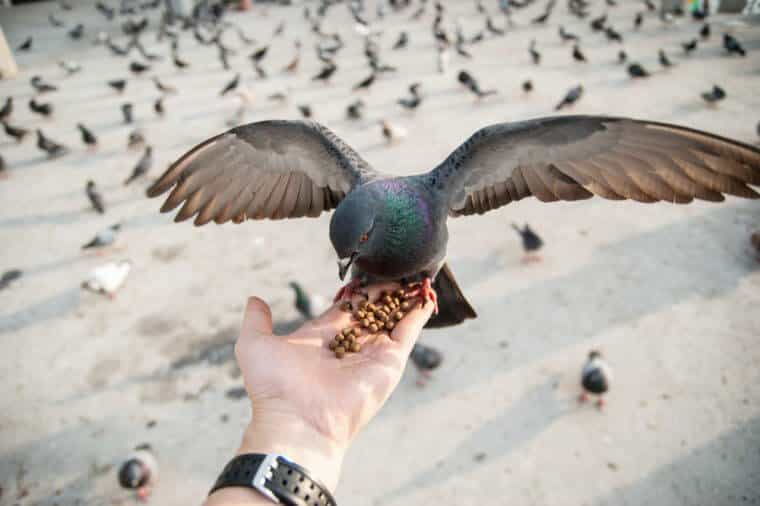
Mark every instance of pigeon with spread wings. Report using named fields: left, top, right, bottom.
left=147, top=117, right=760, bottom=328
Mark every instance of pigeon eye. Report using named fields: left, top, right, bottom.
left=360, top=233, right=369, bottom=243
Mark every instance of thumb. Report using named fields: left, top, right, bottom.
left=242, top=296, right=273, bottom=337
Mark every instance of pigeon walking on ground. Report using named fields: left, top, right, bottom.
left=29, top=99, right=53, bottom=118
left=512, top=223, right=544, bottom=263
left=108, top=79, right=127, bottom=93
left=125, top=146, right=153, bottom=185
left=346, top=99, right=365, bottom=120
left=147, top=118, right=760, bottom=328
left=83, top=260, right=132, bottom=299
left=0, top=269, right=23, bottom=291
left=701, top=85, right=726, bottom=104
left=82, top=224, right=121, bottom=251
left=289, top=281, right=329, bottom=320
left=659, top=49, right=673, bottom=68
left=579, top=350, right=612, bottom=408
left=380, top=119, right=407, bottom=144
left=628, top=62, right=650, bottom=78
left=78, top=123, right=98, bottom=150
left=555, top=84, right=583, bottom=110
left=458, top=70, right=496, bottom=99
left=723, top=34, right=746, bottom=56
left=86, top=180, right=105, bottom=214
left=122, top=103, right=134, bottom=124
left=410, top=343, right=443, bottom=386
left=2, top=120, right=29, bottom=142
left=0, top=97, right=12, bottom=121
left=219, top=73, right=240, bottom=97
left=36, top=129, right=68, bottom=158
left=18, top=37, right=33, bottom=51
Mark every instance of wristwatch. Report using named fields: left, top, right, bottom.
left=209, top=453, right=337, bottom=506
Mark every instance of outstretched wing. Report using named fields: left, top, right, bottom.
left=147, top=120, right=378, bottom=225
left=430, top=116, right=760, bottom=216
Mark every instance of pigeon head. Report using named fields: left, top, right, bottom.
left=118, top=459, right=147, bottom=489
left=329, top=187, right=378, bottom=280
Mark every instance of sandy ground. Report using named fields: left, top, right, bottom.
left=1, top=1, right=760, bottom=505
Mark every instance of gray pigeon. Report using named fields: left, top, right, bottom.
left=82, top=224, right=121, bottom=250
left=147, top=118, right=760, bottom=328
left=124, top=146, right=152, bottom=185
left=580, top=350, right=612, bottom=408
left=410, top=342, right=443, bottom=386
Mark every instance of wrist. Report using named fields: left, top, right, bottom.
left=237, top=413, right=347, bottom=493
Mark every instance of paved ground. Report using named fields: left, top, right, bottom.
left=1, top=1, right=759, bottom=505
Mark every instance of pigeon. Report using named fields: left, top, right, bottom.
left=82, top=224, right=121, bottom=251
left=125, top=146, right=153, bottom=185
left=154, top=97, right=165, bottom=117
left=572, top=45, right=587, bottom=63
left=380, top=119, right=408, bottom=144
left=346, top=99, right=365, bottom=120
left=289, top=281, right=328, bottom=319
left=59, top=60, right=82, bottom=75
left=83, top=260, right=132, bottom=299
left=644, top=0, right=655, bottom=10
left=77, top=123, right=98, bottom=149
left=2, top=120, right=29, bottom=142
left=658, top=49, right=673, bottom=68
left=618, top=50, right=628, bottom=64
left=96, top=1, right=115, bottom=20
left=353, top=73, right=377, bottom=92
left=298, top=104, right=313, bottom=119
left=628, top=62, right=650, bottom=78
left=68, top=23, right=84, bottom=40
left=129, top=61, right=150, bottom=75
left=283, top=42, right=301, bottom=73
left=146, top=118, right=760, bottom=328
left=122, top=103, right=134, bottom=124
left=311, top=64, right=337, bottom=83
left=604, top=26, right=623, bottom=43
left=579, top=350, right=612, bottom=408
left=555, top=84, right=583, bottom=110
left=701, top=85, right=726, bottom=104
left=0, top=154, right=5, bottom=178
left=29, top=99, right=53, bottom=118
left=590, top=13, right=607, bottom=31
left=250, top=46, right=269, bottom=65
left=36, top=129, right=67, bottom=158
left=682, top=38, right=698, bottom=54
left=128, top=130, right=145, bottom=151
left=398, top=83, right=423, bottom=110
left=393, top=31, right=409, bottom=50
left=486, top=17, right=505, bottom=36
left=108, top=79, right=127, bottom=93
left=522, top=79, right=533, bottom=93
left=700, top=23, right=710, bottom=40
left=751, top=231, right=760, bottom=259
left=17, top=37, right=32, bottom=51
left=153, top=77, right=177, bottom=95
left=86, top=180, right=105, bottom=214
left=525, top=39, right=541, bottom=65
left=30, top=76, right=58, bottom=94
left=0, top=269, right=23, bottom=291
left=512, top=223, right=544, bottom=262
left=634, top=12, right=643, bottom=29
left=410, top=343, right=443, bottom=386
left=559, top=26, right=579, bottom=42
left=723, top=34, right=746, bottom=57
left=173, top=52, right=190, bottom=69
left=0, top=97, right=12, bottom=121
left=458, top=70, right=496, bottom=99
left=273, top=21, right=286, bottom=38
left=219, top=73, right=240, bottom=97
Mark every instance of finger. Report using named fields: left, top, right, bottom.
left=242, top=296, right=273, bottom=337
left=390, top=297, right=434, bottom=353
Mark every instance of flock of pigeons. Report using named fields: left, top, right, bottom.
left=1, top=0, right=758, bottom=500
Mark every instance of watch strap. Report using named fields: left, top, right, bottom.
left=209, top=453, right=336, bottom=506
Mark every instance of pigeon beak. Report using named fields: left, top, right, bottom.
left=337, top=252, right=358, bottom=281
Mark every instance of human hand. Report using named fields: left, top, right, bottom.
left=209, top=282, right=433, bottom=503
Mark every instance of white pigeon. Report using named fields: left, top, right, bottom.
left=82, top=260, right=132, bottom=298
left=380, top=120, right=407, bottom=144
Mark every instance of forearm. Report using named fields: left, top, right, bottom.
left=204, top=416, right=346, bottom=506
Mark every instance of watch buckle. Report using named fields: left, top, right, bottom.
left=252, top=453, right=283, bottom=503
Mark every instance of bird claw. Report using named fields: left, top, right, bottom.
left=407, top=278, right=438, bottom=314
left=333, top=278, right=361, bottom=303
